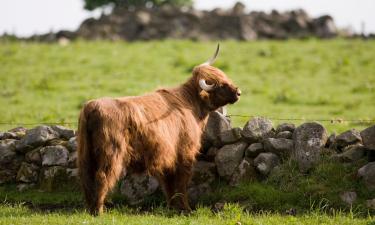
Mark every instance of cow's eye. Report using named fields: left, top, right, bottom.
left=205, top=80, right=215, bottom=86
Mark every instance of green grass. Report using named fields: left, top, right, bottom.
left=1, top=157, right=374, bottom=223
left=0, top=185, right=81, bottom=207
left=1, top=39, right=375, bottom=223
left=1, top=39, right=375, bottom=132
left=0, top=204, right=373, bottom=225
left=200, top=157, right=374, bottom=216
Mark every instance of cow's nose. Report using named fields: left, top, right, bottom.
left=236, top=88, right=241, bottom=96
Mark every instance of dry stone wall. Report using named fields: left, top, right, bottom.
left=28, top=2, right=339, bottom=42
left=1, top=112, right=375, bottom=207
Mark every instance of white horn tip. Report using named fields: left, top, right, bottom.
left=200, top=43, right=220, bottom=66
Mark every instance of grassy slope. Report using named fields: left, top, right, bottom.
left=0, top=39, right=375, bottom=132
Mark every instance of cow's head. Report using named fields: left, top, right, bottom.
left=192, top=44, right=241, bottom=111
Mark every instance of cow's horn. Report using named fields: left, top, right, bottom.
left=199, top=79, right=214, bottom=91
left=201, top=43, right=220, bottom=66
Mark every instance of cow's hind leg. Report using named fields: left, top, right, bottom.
left=90, top=142, right=125, bottom=215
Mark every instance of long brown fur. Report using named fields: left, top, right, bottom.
left=77, top=64, right=240, bottom=215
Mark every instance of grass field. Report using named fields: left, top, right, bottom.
left=0, top=156, right=374, bottom=224
left=0, top=204, right=374, bottom=225
left=1, top=39, right=375, bottom=224
left=0, top=39, right=375, bottom=132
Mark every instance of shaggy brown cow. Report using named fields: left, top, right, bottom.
left=77, top=45, right=240, bottom=215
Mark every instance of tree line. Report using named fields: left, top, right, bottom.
left=84, top=0, right=192, bottom=10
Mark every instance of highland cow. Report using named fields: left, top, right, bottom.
left=77, top=45, right=241, bottom=215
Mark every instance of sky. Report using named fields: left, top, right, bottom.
left=0, top=0, right=374, bottom=37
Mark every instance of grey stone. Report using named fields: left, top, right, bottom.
left=17, top=183, right=35, bottom=192
left=321, top=147, right=336, bottom=157
left=68, top=151, right=77, bottom=168
left=120, top=174, right=159, bottom=205
left=313, top=15, right=337, bottom=38
left=66, top=168, right=78, bottom=178
left=135, top=10, right=151, bottom=26
left=219, top=127, right=242, bottom=145
left=211, top=8, right=227, bottom=16
left=5, top=154, right=23, bottom=169
left=0, top=169, right=17, bottom=184
left=16, top=162, right=39, bottom=183
left=292, top=122, right=328, bottom=172
left=254, top=152, right=280, bottom=176
left=0, top=155, right=23, bottom=184
left=242, top=117, right=274, bottom=143
left=276, top=131, right=293, bottom=139
left=240, top=16, right=258, bottom=41
left=339, top=191, right=357, bottom=205
left=333, top=129, right=362, bottom=151
left=191, top=161, right=216, bottom=186
left=47, top=138, right=68, bottom=147
left=369, top=150, right=375, bottom=162
left=49, top=4, right=339, bottom=42
left=66, top=168, right=81, bottom=190
left=326, top=133, right=336, bottom=148
left=358, top=162, right=375, bottom=190
left=159, top=4, right=175, bottom=16
left=1, top=132, right=18, bottom=140
left=245, top=143, right=264, bottom=158
left=331, top=145, right=366, bottom=163
left=67, top=137, right=77, bottom=151
left=366, top=199, right=375, bottom=209
left=8, top=127, right=27, bottom=133
left=40, top=145, right=69, bottom=166
left=215, top=142, right=247, bottom=180
left=0, top=138, right=17, bottom=151
left=15, top=126, right=59, bottom=153
left=230, top=159, right=257, bottom=186
left=40, top=166, right=69, bottom=191
left=263, top=138, right=294, bottom=158
left=6, top=127, right=27, bottom=139
left=0, top=139, right=17, bottom=164
left=204, top=147, right=218, bottom=162
left=276, top=123, right=295, bottom=133
left=232, top=2, right=246, bottom=15
left=212, top=202, right=225, bottom=212
left=285, top=208, right=297, bottom=216
left=51, top=125, right=75, bottom=140
left=360, top=125, right=375, bottom=150
left=188, top=183, right=211, bottom=206
left=13, top=131, right=26, bottom=139
left=203, top=111, right=231, bottom=147
left=25, top=148, right=41, bottom=165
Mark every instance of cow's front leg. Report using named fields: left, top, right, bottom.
left=169, top=162, right=193, bottom=212
left=157, top=164, right=193, bottom=212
